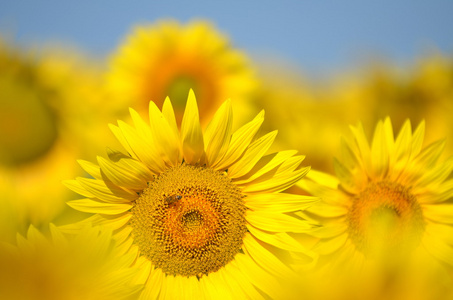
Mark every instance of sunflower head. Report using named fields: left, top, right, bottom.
left=299, top=117, right=453, bottom=267
left=106, top=20, right=257, bottom=125
left=0, top=39, right=59, bottom=167
left=65, top=90, right=316, bottom=299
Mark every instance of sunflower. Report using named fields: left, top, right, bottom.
left=251, top=61, right=370, bottom=174
left=0, top=38, right=106, bottom=240
left=298, top=117, right=453, bottom=298
left=0, top=224, right=144, bottom=300
left=106, top=20, right=257, bottom=126
left=64, top=91, right=316, bottom=299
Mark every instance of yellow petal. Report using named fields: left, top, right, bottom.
left=117, top=120, right=166, bottom=173
left=162, top=97, right=179, bottom=137
left=228, top=130, right=277, bottom=178
left=106, top=148, right=155, bottom=178
left=67, top=199, right=132, bottom=214
left=148, top=102, right=182, bottom=166
left=242, top=165, right=310, bottom=193
left=246, top=210, right=312, bottom=233
left=109, top=123, right=138, bottom=161
left=423, top=233, right=453, bottom=266
left=309, top=222, right=348, bottom=239
left=233, top=150, right=298, bottom=185
left=247, top=224, right=312, bottom=253
left=76, top=177, right=137, bottom=203
left=204, top=99, right=233, bottom=166
left=413, top=157, right=453, bottom=193
left=77, top=159, right=102, bottom=180
left=113, top=226, right=133, bottom=245
left=242, top=233, right=298, bottom=279
left=245, top=193, right=318, bottom=213
left=313, top=234, right=348, bottom=255
left=392, top=120, right=413, bottom=178
left=307, top=201, right=349, bottom=218
left=339, top=136, right=360, bottom=170
left=63, top=179, right=95, bottom=198
left=349, top=123, right=372, bottom=176
left=98, top=156, right=148, bottom=190
left=370, top=120, right=389, bottom=179
left=411, top=120, right=426, bottom=157
left=214, top=110, right=264, bottom=170
left=223, top=260, right=265, bottom=300
left=234, top=253, right=283, bottom=299
left=334, top=158, right=360, bottom=194
left=423, top=204, right=453, bottom=224
left=181, top=89, right=204, bottom=163
left=139, top=267, right=163, bottom=300
left=425, top=223, right=453, bottom=245
left=306, top=169, right=340, bottom=189
left=418, top=179, right=453, bottom=204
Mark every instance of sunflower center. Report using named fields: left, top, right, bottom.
left=165, top=75, right=199, bottom=110
left=347, top=181, right=425, bottom=257
left=130, top=163, right=247, bottom=277
left=0, top=76, right=58, bottom=166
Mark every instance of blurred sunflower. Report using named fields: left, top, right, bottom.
left=252, top=62, right=370, bottom=174
left=0, top=39, right=105, bottom=240
left=0, top=224, right=143, bottom=300
left=298, top=118, right=453, bottom=298
left=64, top=91, right=316, bottom=299
left=106, top=20, right=257, bottom=126
left=360, top=53, right=453, bottom=151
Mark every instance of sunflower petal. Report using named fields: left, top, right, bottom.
left=67, top=199, right=132, bottom=214
left=246, top=210, right=312, bottom=233
left=214, top=110, right=264, bottom=170
left=228, top=130, right=277, bottom=178
left=139, top=267, right=164, bottom=300
left=247, top=224, right=312, bottom=253
left=234, top=253, right=283, bottom=299
left=411, top=120, right=426, bottom=158
left=423, top=204, right=453, bottom=224
left=98, top=156, right=148, bottom=190
left=77, top=159, right=102, bottom=180
left=63, top=180, right=95, bottom=198
left=181, top=89, right=204, bottom=163
left=204, top=99, right=233, bottom=166
left=423, top=233, right=453, bottom=266
left=245, top=193, right=318, bottom=213
left=370, top=120, right=389, bottom=179
left=233, top=150, right=298, bottom=185
left=313, top=234, right=348, bottom=255
left=242, top=234, right=297, bottom=279
left=162, top=97, right=179, bottom=137
left=243, top=165, right=310, bottom=193
left=148, top=102, right=181, bottom=166
left=76, top=177, right=137, bottom=203
left=223, top=260, right=265, bottom=300
left=117, top=120, right=166, bottom=173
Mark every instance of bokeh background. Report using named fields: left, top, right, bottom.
left=1, top=1, right=453, bottom=299
left=2, top=1, right=453, bottom=74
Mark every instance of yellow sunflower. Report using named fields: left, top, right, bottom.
left=252, top=62, right=370, bottom=174
left=0, top=38, right=105, bottom=240
left=0, top=224, right=144, bottom=300
left=106, top=20, right=257, bottom=126
left=298, top=117, right=453, bottom=298
left=64, top=91, right=316, bottom=299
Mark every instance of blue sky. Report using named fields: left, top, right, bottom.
left=1, top=1, right=452, bottom=76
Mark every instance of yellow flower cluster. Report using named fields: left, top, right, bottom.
left=1, top=20, right=453, bottom=299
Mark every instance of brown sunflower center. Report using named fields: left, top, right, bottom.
left=0, top=76, right=58, bottom=166
left=130, top=163, right=247, bottom=277
left=347, top=181, right=425, bottom=257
